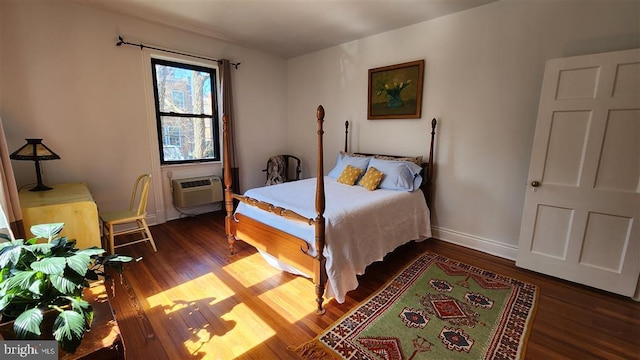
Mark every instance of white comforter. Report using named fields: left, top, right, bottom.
left=234, top=177, right=431, bottom=303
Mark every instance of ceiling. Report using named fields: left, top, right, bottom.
left=75, top=0, right=496, bottom=59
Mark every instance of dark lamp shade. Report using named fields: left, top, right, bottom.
left=10, top=139, right=60, bottom=191
left=10, top=139, right=60, bottom=161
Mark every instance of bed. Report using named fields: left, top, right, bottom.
left=222, top=105, right=436, bottom=314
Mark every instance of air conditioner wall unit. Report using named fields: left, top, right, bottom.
left=172, top=176, right=223, bottom=208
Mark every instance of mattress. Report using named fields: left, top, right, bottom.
left=235, top=176, right=431, bottom=303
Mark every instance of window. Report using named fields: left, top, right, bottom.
left=162, top=125, right=182, bottom=147
left=171, top=90, right=185, bottom=110
left=151, top=58, right=220, bottom=164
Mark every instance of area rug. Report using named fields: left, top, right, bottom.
left=291, top=252, right=538, bottom=360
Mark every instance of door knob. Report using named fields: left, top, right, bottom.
left=531, top=181, right=540, bottom=187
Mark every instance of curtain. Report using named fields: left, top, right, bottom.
left=0, top=117, right=25, bottom=240
left=219, top=59, right=240, bottom=194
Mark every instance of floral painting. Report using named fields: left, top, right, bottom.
left=368, top=60, right=425, bottom=119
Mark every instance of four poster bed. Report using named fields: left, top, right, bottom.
left=223, top=105, right=437, bottom=314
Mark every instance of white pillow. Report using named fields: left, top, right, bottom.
left=367, top=158, right=423, bottom=192
left=328, top=153, right=372, bottom=179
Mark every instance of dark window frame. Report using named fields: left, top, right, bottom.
left=151, top=58, right=220, bottom=165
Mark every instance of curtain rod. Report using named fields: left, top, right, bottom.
left=116, top=36, right=240, bottom=69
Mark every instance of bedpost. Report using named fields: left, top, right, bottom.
left=425, top=118, right=437, bottom=208
left=223, top=114, right=236, bottom=256
left=314, top=105, right=327, bottom=315
left=344, top=120, right=349, bottom=153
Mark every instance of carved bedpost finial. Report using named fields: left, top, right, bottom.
left=344, top=121, right=349, bottom=153
left=316, top=105, right=325, bottom=120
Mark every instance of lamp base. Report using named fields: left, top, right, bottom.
left=29, top=183, right=54, bottom=192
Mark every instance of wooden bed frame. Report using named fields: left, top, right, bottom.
left=222, top=105, right=436, bottom=314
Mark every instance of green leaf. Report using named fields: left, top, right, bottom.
left=65, top=296, right=91, bottom=312
left=13, top=308, right=43, bottom=339
left=76, top=247, right=105, bottom=257
left=0, top=293, right=15, bottom=311
left=30, top=223, right=64, bottom=240
left=65, top=296, right=93, bottom=326
left=49, top=237, right=77, bottom=254
left=0, top=266, right=10, bottom=282
left=49, top=274, right=82, bottom=295
left=0, top=242, right=24, bottom=268
left=65, top=254, right=91, bottom=277
left=24, top=242, right=55, bottom=255
left=31, top=257, right=66, bottom=275
left=5, top=270, right=37, bottom=291
left=27, top=278, right=44, bottom=296
left=53, top=310, right=85, bottom=353
left=107, top=255, right=135, bottom=263
left=0, top=238, right=21, bottom=251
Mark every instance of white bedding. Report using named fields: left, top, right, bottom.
left=234, top=176, right=431, bottom=303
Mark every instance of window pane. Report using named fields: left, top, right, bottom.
left=154, top=64, right=213, bottom=115
left=160, top=116, right=216, bottom=161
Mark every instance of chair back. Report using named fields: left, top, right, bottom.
left=130, top=174, right=152, bottom=217
left=263, top=155, right=301, bottom=185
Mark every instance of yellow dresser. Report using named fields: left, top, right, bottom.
left=19, top=183, right=101, bottom=249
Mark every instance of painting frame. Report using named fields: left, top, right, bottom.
left=367, top=60, right=425, bottom=120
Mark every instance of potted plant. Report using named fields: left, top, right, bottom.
left=0, top=223, right=135, bottom=353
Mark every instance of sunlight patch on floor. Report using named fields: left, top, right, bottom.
left=146, top=272, right=235, bottom=311
left=257, top=276, right=316, bottom=323
left=223, top=252, right=282, bottom=287
left=184, top=302, right=276, bottom=359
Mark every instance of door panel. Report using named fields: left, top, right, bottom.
left=530, top=205, right=572, bottom=259
left=579, top=212, right=632, bottom=272
left=544, top=111, right=590, bottom=186
left=595, top=109, right=639, bottom=191
left=517, top=48, right=640, bottom=297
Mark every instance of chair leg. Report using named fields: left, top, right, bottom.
left=108, top=224, right=115, bottom=255
left=100, top=221, right=107, bottom=251
left=141, top=219, right=157, bottom=252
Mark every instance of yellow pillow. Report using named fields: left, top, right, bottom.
left=337, top=165, right=363, bottom=186
left=358, top=166, right=385, bottom=191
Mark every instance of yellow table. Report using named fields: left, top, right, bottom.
left=19, top=182, right=101, bottom=249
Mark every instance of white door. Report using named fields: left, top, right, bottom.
left=516, top=48, right=640, bottom=297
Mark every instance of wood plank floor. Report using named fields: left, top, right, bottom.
left=105, top=211, right=640, bottom=359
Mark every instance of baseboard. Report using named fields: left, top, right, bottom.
left=430, top=226, right=519, bottom=261
left=146, top=213, right=158, bottom=226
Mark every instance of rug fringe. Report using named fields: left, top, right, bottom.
left=288, top=340, right=337, bottom=360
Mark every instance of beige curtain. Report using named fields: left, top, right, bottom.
left=0, top=117, right=25, bottom=239
left=220, top=59, right=239, bottom=194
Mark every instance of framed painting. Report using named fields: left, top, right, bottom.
left=368, top=60, right=425, bottom=120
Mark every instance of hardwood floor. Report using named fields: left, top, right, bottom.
left=105, top=212, right=640, bottom=359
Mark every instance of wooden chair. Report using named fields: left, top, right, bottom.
left=262, top=155, right=301, bottom=185
left=100, top=174, right=157, bottom=254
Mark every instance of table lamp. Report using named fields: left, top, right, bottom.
left=10, top=138, right=60, bottom=191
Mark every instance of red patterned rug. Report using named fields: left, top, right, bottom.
left=291, top=252, right=538, bottom=359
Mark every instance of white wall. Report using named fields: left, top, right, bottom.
left=0, top=0, right=288, bottom=225
left=286, top=0, right=640, bottom=259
